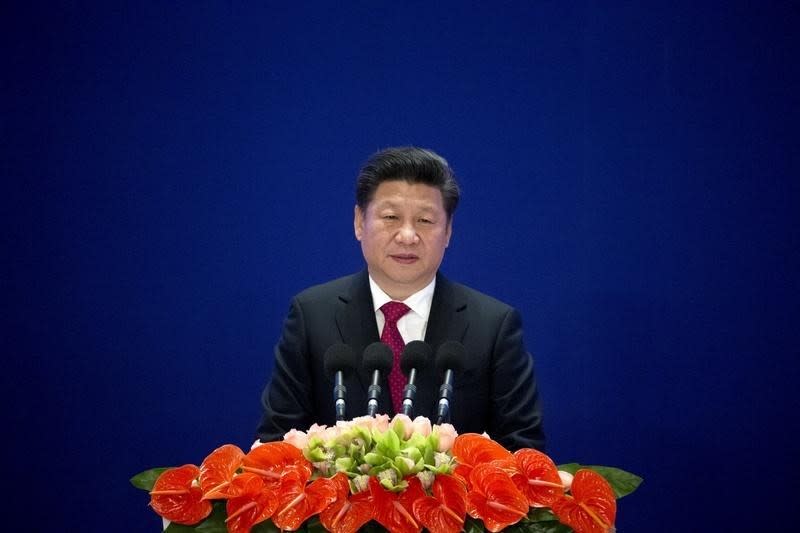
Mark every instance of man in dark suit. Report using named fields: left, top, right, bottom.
left=256, top=147, right=545, bottom=451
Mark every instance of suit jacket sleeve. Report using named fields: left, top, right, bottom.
left=256, top=296, right=315, bottom=442
left=487, top=307, right=545, bottom=451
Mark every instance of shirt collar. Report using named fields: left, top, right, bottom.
left=368, top=275, right=436, bottom=320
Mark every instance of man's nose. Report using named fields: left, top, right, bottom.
left=396, top=223, right=419, bottom=244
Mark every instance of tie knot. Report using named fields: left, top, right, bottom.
left=381, top=301, right=410, bottom=323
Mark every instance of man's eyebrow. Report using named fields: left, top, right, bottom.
left=374, top=199, right=439, bottom=211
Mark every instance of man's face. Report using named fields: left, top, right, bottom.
left=354, top=180, right=452, bottom=300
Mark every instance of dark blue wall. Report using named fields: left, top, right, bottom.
left=5, top=1, right=798, bottom=531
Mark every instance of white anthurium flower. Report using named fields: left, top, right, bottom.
left=558, top=470, right=575, bottom=491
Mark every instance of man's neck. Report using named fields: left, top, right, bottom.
left=368, top=275, right=435, bottom=301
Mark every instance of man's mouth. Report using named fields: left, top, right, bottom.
left=390, top=254, right=419, bottom=264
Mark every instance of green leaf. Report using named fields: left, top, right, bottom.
left=459, top=510, right=574, bottom=533
left=358, top=521, right=392, bottom=533
left=512, top=520, right=573, bottom=533
left=526, top=508, right=559, bottom=522
left=557, top=463, right=643, bottom=499
left=505, top=522, right=571, bottom=533
left=556, top=462, right=580, bottom=474
left=513, top=509, right=572, bottom=532
left=301, top=516, right=326, bottom=533
left=250, top=519, right=281, bottom=533
left=463, top=517, right=486, bottom=533
left=130, top=467, right=171, bottom=491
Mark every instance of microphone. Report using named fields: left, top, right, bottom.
left=434, top=341, right=465, bottom=424
left=399, top=340, right=433, bottom=417
left=363, top=342, right=393, bottom=417
left=323, top=343, right=358, bottom=421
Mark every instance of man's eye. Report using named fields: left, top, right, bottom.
left=382, top=215, right=398, bottom=220
left=418, top=218, right=433, bottom=224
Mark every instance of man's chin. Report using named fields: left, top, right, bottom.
left=374, top=271, right=432, bottom=297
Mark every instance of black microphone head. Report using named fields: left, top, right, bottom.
left=362, top=342, right=393, bottom=374
left=434, top=341, right=465, bottom=374
left=323, top=343, right=357, bottom=380
left=400, top=340, right=433, bottom=376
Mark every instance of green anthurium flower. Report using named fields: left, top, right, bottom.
left=352, top=426, right=373, bottom=447
left=364, top=452, right=389, bottom=466
left=330, top=443, right=348, bottom=460
left=405, top=432, right=428, bottom=450
left=304, top=445, right=329, bottom=463
left=427, top=430, right=440, bottom=452
left=377, top=468, right=409, bottom=492
left=399, top=445, right=423, bottom=464
left=373, top=425, right=401, bottom=456
left=421, top=442, right=436, bottom=467
left=390, top=417, right=409, bottom=439
left=348, top=438, right=367, bottom=459
left=390, top=419, right=407, bottom=440
left=307, top=435, right=325, bottom=450
left=335, top=456, right=355, bottom=473
left=393, top=455, right=416, bottom=476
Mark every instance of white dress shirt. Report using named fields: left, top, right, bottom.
left=368, top=276, right=436, bottom=344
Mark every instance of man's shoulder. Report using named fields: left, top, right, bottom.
left=439, top=275, right=515, bottom=313
left=294, top=272, right=364, bottom=303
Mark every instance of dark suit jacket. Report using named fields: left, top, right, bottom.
left=256, top=271, right=545, bottom=451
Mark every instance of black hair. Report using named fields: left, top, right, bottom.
left=355, top=146, right=460, bottom=218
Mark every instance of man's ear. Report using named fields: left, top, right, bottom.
left=445, top=217, right=453, bottom=247
left=354, top=205, right=364, bottom=241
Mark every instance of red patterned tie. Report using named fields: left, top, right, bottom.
left=380, top=301, right=411, bottom=414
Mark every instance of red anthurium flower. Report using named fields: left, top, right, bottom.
left=412, top=474, right=467, bottom=533
left=271, top=467, right=339, bottom=531
left=241, top=441, right=311, bottom=490
left=512, top=448, right=565, bottom=507
left=550, top=469, right=617, bottom=533
left=149, top=464, right=212, bottom=525
left=466, top=463, right=530, bottom=532
left=451, top=433, right=515, bottom=486
left=371, top=475, right=425, bottom=533
left=225, top=472, right=278, bottom=533
left=319, top=473, right=374, bottom=533
left=199, top=444, right=245, bottom=499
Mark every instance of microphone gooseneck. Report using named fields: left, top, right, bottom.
left=362, top=342, right=393, bottom=417
left=323, top=343, right=357, bottom=421
left=434, top=341, right=465, bottom=424
left=399, top=340, right=433, bottom=417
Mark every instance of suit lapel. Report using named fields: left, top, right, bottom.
left=415, top=272, right=469, bottom=417
left=334, top=271, right=389, bottom=409
left=335, top=270, right=379, bottom=353
left=425, top=272, right=469, bottom=350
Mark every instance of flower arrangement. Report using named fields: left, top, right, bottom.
left=131, top=414, right=641, bottom=532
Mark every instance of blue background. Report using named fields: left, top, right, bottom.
left=4, top=1, right=798, bottom=531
